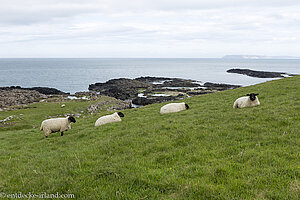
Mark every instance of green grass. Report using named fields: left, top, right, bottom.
left=0, top=77, right=299, bottom=199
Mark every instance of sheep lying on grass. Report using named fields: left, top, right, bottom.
left=40, top=116, right=76, bottom=138
left=95, top=112, right=124, bottom=127
left=160, top=102, right=189, bottom=114
left=233, top=93, right=260, bottom=108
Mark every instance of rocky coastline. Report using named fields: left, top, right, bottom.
left=2, top=68, right=293, bottom=111
left=0, top=77, right=241, bottom=110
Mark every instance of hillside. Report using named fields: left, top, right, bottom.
left=0, top=76, right=299, bottom=199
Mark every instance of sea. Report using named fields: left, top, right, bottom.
left=0, top=58, right=299, bottom=94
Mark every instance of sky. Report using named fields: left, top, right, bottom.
left=0, top=0, right=300, bottom=58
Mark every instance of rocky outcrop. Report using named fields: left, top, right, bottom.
left=89, top=78, right=151, bottom=100
left=0, top=89, right=47, bottom=109
left=0, top=86, right=68, bottom=95
left=132, top=96, right=182, bottom=106
left=89, top=76, right=241, bottom=106
left=26, top=87, right=69, bottom=95
left=87, top=97, right=131, bottom=114
left=187, top=91, right=213, bottom=96
left=136, top=76, right=200, bottom=87
left=161, top=80, right=200, bottom=88
left=227, top=69, right=295, bottom=78
left=203, top=82, right=240, bottom=90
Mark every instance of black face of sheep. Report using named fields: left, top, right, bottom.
left=185, top=103, right=190, bottom=109
left=68, top=116, right=76, bottom=123
left=117, top=112, right=125, bottom=117
left=247, top=93, right=259, bottom=101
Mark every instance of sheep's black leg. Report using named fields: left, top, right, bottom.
left=61, top=132, right=64, bottom=136
left=45, top=136, right=48, bottom=138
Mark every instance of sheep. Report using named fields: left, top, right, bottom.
left=95, top=112, right=124, bottom=127
left=40, top=116, right=76, bottom=138
left=233, top=93, right=260, bottom=108
left=160, top=102, right=189, bottom=114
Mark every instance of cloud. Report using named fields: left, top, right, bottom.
left=0, top=0, right=300, bottom=57
left=1, top=0, right=300, bottom=25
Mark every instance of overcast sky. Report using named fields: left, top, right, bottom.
left=0, top=0, right=300, bottom=58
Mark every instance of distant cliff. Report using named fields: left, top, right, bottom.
left=222, top=55, right=300, bottom=59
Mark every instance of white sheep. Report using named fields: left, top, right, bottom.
left=95, top=112, right=124, bottom=127
left=40, top=116, right=76, bottom=137
left=160, top=102, right=189, bottom=114
left=233, top=93, right=260, bottom=108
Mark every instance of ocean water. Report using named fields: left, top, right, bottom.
left=0, top=58, right=299, bottom=94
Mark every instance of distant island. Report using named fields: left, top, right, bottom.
left=226, top=68, right=296, bottom=78
left=222, top=55, right=300, bottom=59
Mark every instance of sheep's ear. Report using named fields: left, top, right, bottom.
left=117, top=112, right=124, bottom=117
left=68, top=116, right=76, bottom=123
left=185, top=103, right=189, bottom=109
left=246, top=94, right=250, bottom=96
left=255, top=93, right=259, bottom=96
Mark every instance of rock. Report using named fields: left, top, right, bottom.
left=87, top=98, right=131, bottom=113
left=203, top=82, right=241, bottom=90
left=19, top=114, right=24, bottom=116
left=187, top=91, right=213, bottom=96
left=26, top=87, right=69, bottom=95
left=0, top=89, right=47, bottom=109
left=1, top=115, right=15, bottom=122
left=88, top=77, right=200, bottom=100
left=132, top=96, right=181, bottom=106
left=74, top=92, right=102, bottom=101
left=226, top=68, right=294, bottom=78
left=161, top=80, right=200, bottom=88
left=135, top=76, right=201, bottom=87
left=74, top=113, right=81, bottom=118
left=89, top=78, right=151, bottom=100
left=89, top=76, right=241, bottom=106
left=135, top=76, right=173, bottom=82
left=0, top=86, right=68, bottom=95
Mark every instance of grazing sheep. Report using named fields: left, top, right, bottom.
left=160, top=102, right=189, bottom=114
left=95, top=112, right=124, bottom=127
left=233, top=93, right=260, bottom=108
left=40, top=116, right=76, bottom=137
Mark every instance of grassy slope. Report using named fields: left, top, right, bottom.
left=0, top=77, right=299, bottom=199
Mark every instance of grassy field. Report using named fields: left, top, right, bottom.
left=0, top=76, right=299, bottom=199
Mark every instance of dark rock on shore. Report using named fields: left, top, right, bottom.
left=89, top=78, right=151, bottom=100
left=203, top=82, right=241, bottom=90
left=135, top=76, right=173, bottom=82
left=187, top=91, right=213, bottom=96
left=89, top=76, right=240, bottom=106
left=26, top=87, right=69, bottom=95
left=136, top=76, right=200, bottom=87
left=161, top=79, right=200, bottom=88
left=227, top=68, right=294, bottom=78
left=0, top=86, right=69, bottom=95
left=132, top=96, right=182, bottom=106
